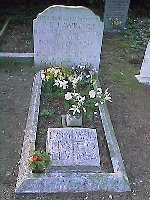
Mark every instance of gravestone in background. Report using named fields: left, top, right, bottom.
left=33, top=5, right=104, bottom=70
left=135, top=41, right=150, bottom=85
left=103, top=0, right=130, bottom=33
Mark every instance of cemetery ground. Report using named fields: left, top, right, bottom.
left=0, top=6, right=150, bottom=200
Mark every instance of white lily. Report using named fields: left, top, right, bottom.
left=78, top=65, right=86, bottom=69
left=89, top=90, right=96, bottom=98
left=72, top=78, right=79, bottom=88
left=70, top=75, right=82, bottom=88
left=54, top=69, right=60, bottom=75
left=54, top=79, right=68, bottom=89
left=105, top=95, right=112, bottom=102
left=78, top=96, right=85, bottom=104
left=46, top=68, right=51, bottom=72
left=91, top=67, right=98, bottom=74
left=69, top=105, right=80, bottom=115
left=54, top=79, right=60, bottom=87
left=97, top=87, right=102, bottom=94
left=104, top=88, right=112, bottom=102
left=65, top=92, right=72, bottom=100
left=82, top=107, right=86, bottom=113
left=59, top=80, right=68, bottom=89
left=72, top=91, right=79, bottom=97
left=95, top=102, right=99, bottom=106
left=41, top=72, right=45, bottom=80
left=68, top=75, right=74, bottom=82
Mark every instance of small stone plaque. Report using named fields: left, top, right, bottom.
left=46, top=128, right=100, bottom=168
left=33, top=5, right=104, bottom=70
left=104, top=0, right=130, bottom=32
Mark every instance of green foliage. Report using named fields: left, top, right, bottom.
left=42, top=78, right=65, bottom=101
left=40, top=109, right=54, bottom=118
left=41, top=65, right=111, bottom=118
left=124, top=16, right=150, bottom=50
left=0, top=57, right=34, bottom=73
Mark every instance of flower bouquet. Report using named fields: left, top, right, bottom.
left=29, top=150, right=51, bottom=173
left=41, top=64, right=112, bottom=126
left=109, top=17, right=122, bottom=31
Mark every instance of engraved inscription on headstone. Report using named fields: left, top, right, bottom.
left=46, top=128, right=100, bottom=167
left=33, top=5, right=104, bottom=69
left=104, top=0, right=130, bottom=32
left=135, top=41, right=150, bottom=84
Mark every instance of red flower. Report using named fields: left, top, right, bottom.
left=31, top=155, right=38, bottom=163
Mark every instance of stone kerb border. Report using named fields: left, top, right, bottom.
left=0, top=52, right=34, bottom=58
left=15, top=73, right=131, bottom=193
left=15, top=72, right=42, bottom=191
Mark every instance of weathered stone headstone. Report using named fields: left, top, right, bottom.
left=46, top=128, right=100, bottom=171
left=103, top=0, right=130, bottom=33
left=135, top=41, right=150, bottom=85
left=33, top=5, right=104, bottom=70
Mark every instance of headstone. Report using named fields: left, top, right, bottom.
left=103, top=0, right=130, bottom=33
left=135, top=41, right=150, bottom=85
left=46, top=128, right=100, bottom=171
left=33, top=5, right=104, bottom=70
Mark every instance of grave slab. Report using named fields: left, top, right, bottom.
left=33, top=5, right=104, bottom=70
left=46, top=128, right=101, bottom=172
left=15, top=73, right=131, bottom=193
left=104, top=0, right=130, bottom=33
left=135, top=41, right=150, bottom=85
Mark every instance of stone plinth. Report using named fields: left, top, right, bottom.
left=15, top=75, right=131, bottom=193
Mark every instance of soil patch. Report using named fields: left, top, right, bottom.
left=0, top=21, right=33, bottom=53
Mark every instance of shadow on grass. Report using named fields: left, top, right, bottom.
left=0, top=57, right=34, bottom=73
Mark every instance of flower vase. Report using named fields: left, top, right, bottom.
left=66, top=114, right=82, bottom=127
